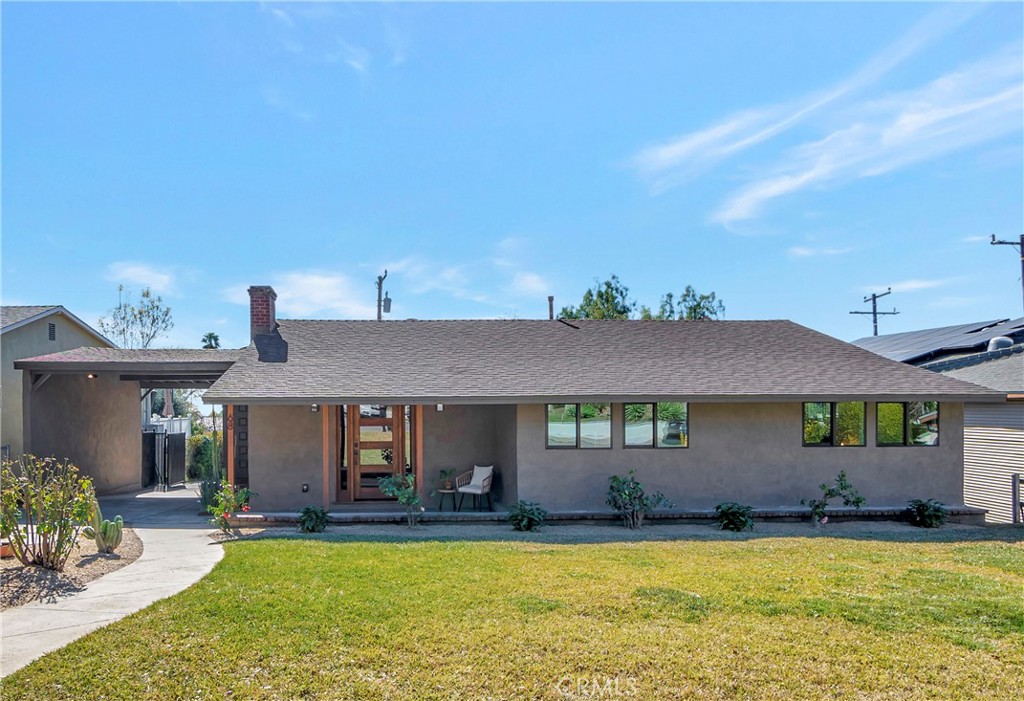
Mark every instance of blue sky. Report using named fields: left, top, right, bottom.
left=3, top=2, right=1022, bottom=349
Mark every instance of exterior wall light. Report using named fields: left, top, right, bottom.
left=436, top=404, right=444, bottom=412
left=86, top=373, right=97, bottom=379
left=310, top=404, right=319, bottom=413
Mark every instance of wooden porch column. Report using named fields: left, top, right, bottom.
left=226, top=405, right=235, bottom=485
left=322, top=405, right=331, bottom=510
left=415, top=405, right=424, bottom=497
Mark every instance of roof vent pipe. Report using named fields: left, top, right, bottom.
left=987, top=336, right=1014, bottom=352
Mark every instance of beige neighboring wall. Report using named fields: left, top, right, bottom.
left=2, top=314, right=112, bottom=456
left=515, top=402, right=965, bottom=511
left=26, top=373, right=142, bottom=493
left=247, top=404, right=330, bottom=511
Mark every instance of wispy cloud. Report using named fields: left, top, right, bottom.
left=261, top=85, right=314, bottom=122
left=105, top=261, right=176, bottom=295
left=863, top=279, right=950, bottom=294
left=788, top=246, right=853, bottom=258
left=631, top=4, right=985, bottom=193
left=712, top=46, right=1023, bottom=225
left=326, top=39, right=370, bottom=74
left=223, top=271, right=376, bottom=318
left=510, top=272, right=549, bottom=297
left=961, top=235, right=990, bottom=243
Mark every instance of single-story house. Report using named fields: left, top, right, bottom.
left=14, top=286, right=1004, bottom=514
left=192, top=286, right=1000, bottom=512
left=855, top=319, right=1024, bottom=524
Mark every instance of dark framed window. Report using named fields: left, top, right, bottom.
left=624, top=402, right=688, bottom=448
left=877, top=402, right=940, bottom=446
left=546, top=403, right=611, bottom=449
left=802, top=402, right=865, bottom=447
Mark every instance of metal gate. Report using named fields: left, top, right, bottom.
left=142, top=430, right=187, bottom=490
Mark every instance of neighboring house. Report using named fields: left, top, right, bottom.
left=1, top=305, right=114, bottom=458
left=15, top=286, right=1001, bottom=512
left=855, top=318, right=1024, bottom=523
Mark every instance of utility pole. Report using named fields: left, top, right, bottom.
left=850, top=287, right=899, bottom=336
left=375, top=270, right=391, bottom=321
left=990, top=234, right=1024, bottom=316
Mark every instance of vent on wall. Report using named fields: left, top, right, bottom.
left=48, top=322, right=56, bottom=341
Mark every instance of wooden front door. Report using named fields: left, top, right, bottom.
left=349, top=405, right=405, bottom=500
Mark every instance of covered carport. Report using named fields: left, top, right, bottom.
left=14, top=347, right=237, bottom=493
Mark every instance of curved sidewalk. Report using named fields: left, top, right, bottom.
left=1, top=487, right=223, bottom=677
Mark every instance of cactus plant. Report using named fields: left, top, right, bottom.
left=83, top=498, right=124, bottom=554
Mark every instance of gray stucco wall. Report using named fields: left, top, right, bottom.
left=25, top=373, right=142, bottom=493
left=421, top=404, right=516, bottom=505
left=515, top=402, right=965, bottom=511
left=2, top=316, right=111, bottom=456
left=247, top=404, right=328, bottom=511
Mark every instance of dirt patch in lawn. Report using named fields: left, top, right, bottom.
left=0, top=529, right=143, bottom=610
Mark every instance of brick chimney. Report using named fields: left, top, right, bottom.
left=248, top=285, right=278, bottom=339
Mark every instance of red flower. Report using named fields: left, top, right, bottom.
left=223, top=512, right=230, bottom=519
left=241, top=505, right=251, bottom=512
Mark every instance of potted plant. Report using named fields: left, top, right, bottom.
left=438, top=468, right=455, bottom=491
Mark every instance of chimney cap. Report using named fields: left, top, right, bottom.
left=248, top=285, right=278, bottom=300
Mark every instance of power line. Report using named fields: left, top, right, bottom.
left=990, top=234, right=1024, bottom=316
left=850, top=287, right=899, bottom=337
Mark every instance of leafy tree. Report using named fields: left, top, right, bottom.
left=151, top=389, right=191, bottom=417
left=561, top=275, right=725, bottom=321
left=640, top=285, right=725, bottom=320
left=559, top=275, right=636, bottom=319
left=201, top=332, right=221, bottom=349
left=99, top=285, right=173, bottom=348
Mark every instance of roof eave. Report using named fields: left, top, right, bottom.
left=201, top=392, right=1005, bottom=406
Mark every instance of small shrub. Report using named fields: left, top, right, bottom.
left=607, top=470, right=673, bottom=529
left=207, top=481, right=255, bottom=533
left=0, top=455, right=95, bottom=571
left=378, top=473, right=422, bottom=528
left=907, top=498, right=947, bottom=528
left=83, top=497, right=124, bottom=554
left=801, top=470, right=865, bottom=525
left=298, top=505, right=329, bottom=533
left=508, top=500, right=548, bottom=532
left=714, top=502, right=754, bottom=532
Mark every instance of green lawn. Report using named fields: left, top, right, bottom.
left=5, top=530, right=1023, bottom=699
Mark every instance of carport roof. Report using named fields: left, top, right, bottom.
left=14, top=347, right=240, bottom=388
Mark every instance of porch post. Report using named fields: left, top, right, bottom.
left=414, top=405, right=424, bottom=498
left=322, top=405, right=331, bottom=510
left=226, top=405, right=235, bottom=485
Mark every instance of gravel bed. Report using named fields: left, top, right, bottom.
left=212, top=519, right=1023, bottom=546
left=1, top=529, right=143, bottom=610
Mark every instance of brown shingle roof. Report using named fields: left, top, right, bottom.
left=14, top=347, right=241, bottom=371
left=1, top=306, right=59, bottom=329
left=203, top=319, right=1000, bottom=404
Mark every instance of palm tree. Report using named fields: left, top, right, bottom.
left=201, top=332, right=220, bottom=349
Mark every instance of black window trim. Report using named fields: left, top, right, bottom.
left=622, top=402, right=689, bottom=449
left=545, top=403, right=613, bottom=450
left=802, top=401, right=866, bottom=448
left=876, top=401, right=940, bottom=448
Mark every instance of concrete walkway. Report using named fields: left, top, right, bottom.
left=1, top=486, right=223, bottom=677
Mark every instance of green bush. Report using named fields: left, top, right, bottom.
left=508, top=500, right=548, bottom=531
left=907, top=499, right=947, bottom=528
left=207, top=481, right=255, bottom=533
left=801, top=470, right=865, bottom=525
left=378, top=473, right=422, bottom=528
left=607, top=470, right=673, bottom=529
left=714, top=502, right=754, bottom=532
left=298, top=506, right=329, bottom=533
left=0, top=455, right=95, bottom=571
